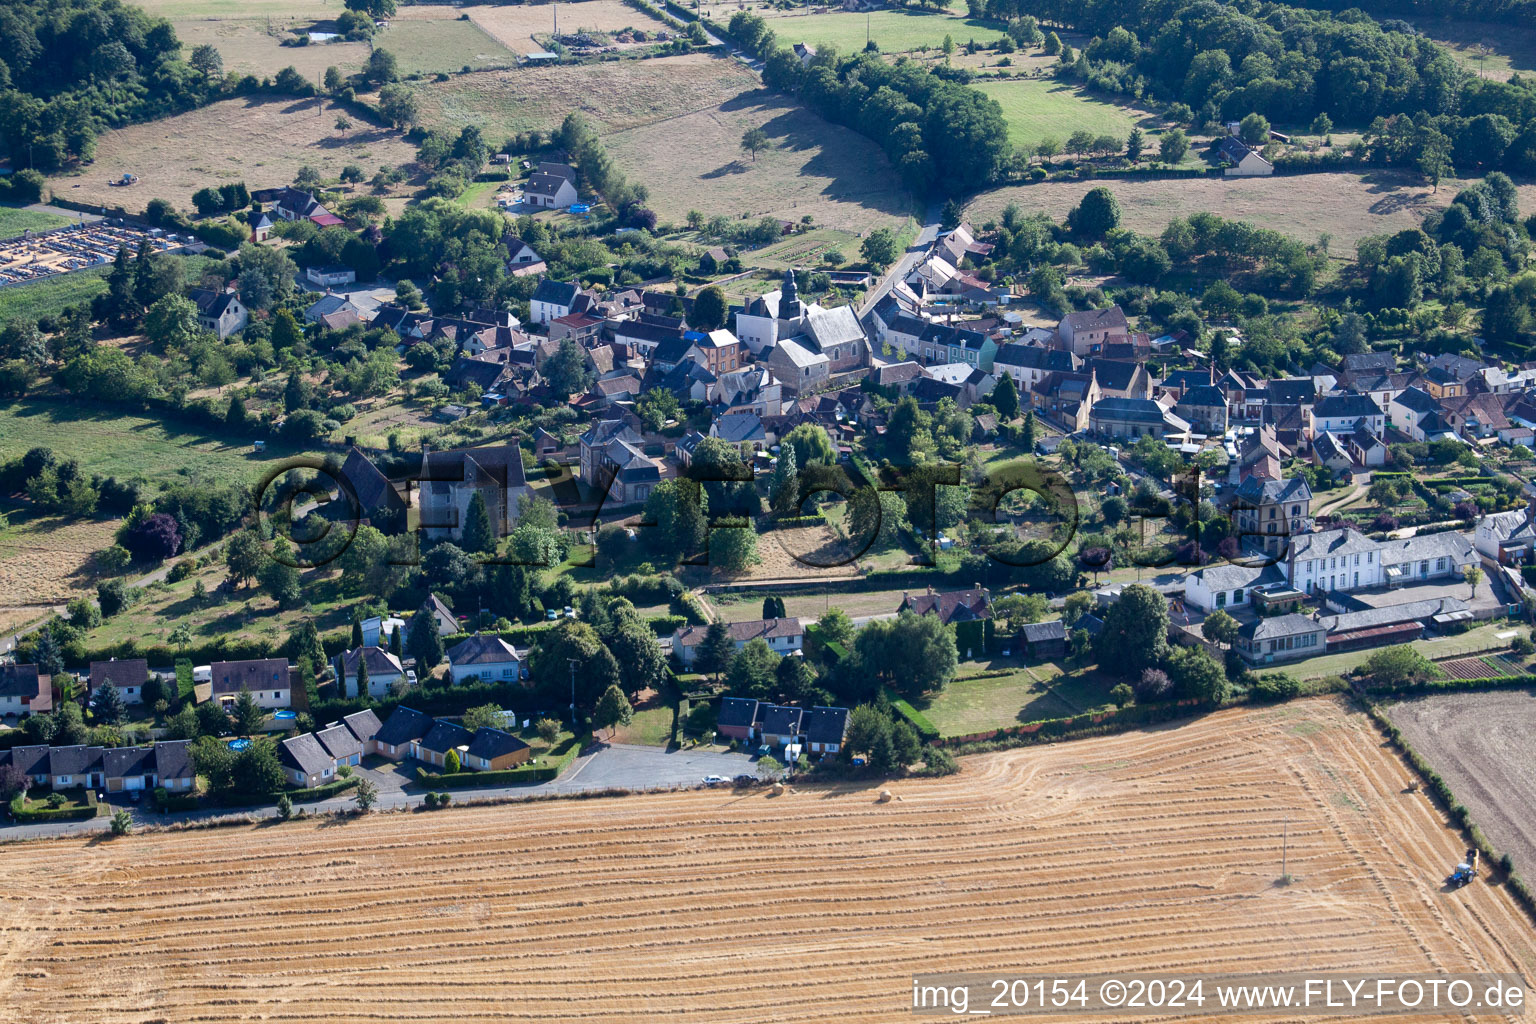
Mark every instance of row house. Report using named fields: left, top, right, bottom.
left=0, top=739, right=194, bottom=794
left=715, top=699, right=850, bottom=757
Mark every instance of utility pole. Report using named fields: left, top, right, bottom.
left=1281, top=816, right=1289, bottom=883
left=567, top=657, right=579, bottom=726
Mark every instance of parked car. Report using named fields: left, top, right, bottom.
left=545, top=608, right=558, bottom=620
left=702, top=775, right=729, bottom=786
left=563, top=606, right=576, bottom=619
left=733, top=774, right=755, bottom=787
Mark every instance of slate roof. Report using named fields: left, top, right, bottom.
left=316, top=722, right=364, bottom=762
left=1394, top=386, right=1440, bottom=416
left=994, top=343, right=1078, bottom=373
left=1060, top=305, right=1127, bottom=334
left=49, top=745, right=105, bottom=778
left=804, top=706, right=849, bottom=745
left=1178, top=384, right=1227, bottom=408
left=524, top=171, right=572, bottom=198
left=466, top=727, right=530, bottom=762
left=531, top=279, right=580, bottom=307
left=155, top=739, right=193, bottom=781
left=900, top=589, right=989, bottom=624
left=1190, top=562, right=1285, bottom=592
left=103, top=745, right=155, bottom=779
left=676, top=618, right=803, bottom=648
left=10, top=745, right=50, bottom=777
left=1020, top=620, right=1067, bottom=644
left=713, top=413, right=765, bottom=443
left=758, top=704, right=803, bottom=737
left=1234, top=475, right=1312, bottom=505
left=344, top=709, right=383, bottom=746
left=1266, top=378, right=1316, bottom=406
left=0, top=663, right=44, bottom=699
left=280, top=733, right=335, bottom=777
left=1313, top=393, right=1380, bottom=419
left=1239, top=613, right=1322, bottom=641
left=209, top=658, right=290, bottom=696
left=421, top=720, right=474, bottom=756
left=446, top=633, right=521, bottom=666
left=375, top=706, right=435, bottom=748
left=420, top=443, right=528, bottom=494
left=1091, top=397, right=1165, bottom=425
left=718, top=697, right=760, bottom=731
left=338, top=646, right=404, bottom=679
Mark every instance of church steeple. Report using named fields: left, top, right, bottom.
left=780, top=266, right=801, bottom=320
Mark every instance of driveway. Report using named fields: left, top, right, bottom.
left=0, top=743, right=756, bottom=840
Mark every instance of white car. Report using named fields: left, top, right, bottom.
left=702, top=775, right=729, bottom=786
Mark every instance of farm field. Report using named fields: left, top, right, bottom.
left=0, top=399, right=311, bottom=490
left=967, top=170, right=1461, bottom=256
left=753, top=6, right=1003, bottom=54
left=45, top=97, right=419, bottom=214
left=1387, top=689, right=1536, bottom=880
left=410, top=53, right=759, bottom=140
left=1410, top=17, right=1536, bottom=80
left=373, top=10, right=520, bottom=75
left=134, top=0, right=344, bottom=17
left=0, top=509, right=118, bottom=636
left=719, top=522, right=862, bottom=582
left=462, top=0, right=672, bottom=50
left=5, top=699, right=1534, bottom=1022
left=604, top=89, right=912, bottom=233
left=972, top=79, right=1152, bottom=151
left=172, top=19, right=369, bottom=80
left=0, top=205, right=73, bottom=241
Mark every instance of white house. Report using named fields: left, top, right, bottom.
left=1219, top=136, right=1274, bottom=176
left=530, top=279, right=581, bottom=325
left=445, top=633, right=524, bottom=685
left=524, top=170, right=579, bottom=209
left=305, top=264, right=356, bottom=287
left=1183, top=563, right=1285, bottom=613
left=360, top=615, right=405, bottom=648
left=334, top=646, right=408, bottom=700
left=206, top=658, right=291, bottom=709
left=672, top=618, right=804, bottom=668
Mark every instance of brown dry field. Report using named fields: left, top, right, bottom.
left=47, top=96, right=419, bottom=214
left=1388, top=690, right=1536, bottom=887
left=0, top=511, right=115, bottom=633
left=172, top=19, right=370, bottom=81
left=721, top=521, right=861, bottom=582
left=604, top=89, right=911, bottom=231
left=4, top=698, right=1534, bottom=1023
left=410, top=53, right=760, bottom=140
left=447, top=0, right=671, bottom=48
left=969, top=171, right=1464, bottom=255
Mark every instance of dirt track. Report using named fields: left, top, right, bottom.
left=1388, top=689, right=1536, bottom=878
left=2, top=698, right=1532, bottom=1023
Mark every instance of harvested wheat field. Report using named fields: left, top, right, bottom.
left=968, top=170, right=1461, bottom=256
left=454, top=0, right=671, bottom=49
left=0, top=511, right=116, bottom=634
left=47, top=97, right=418, bottom=213
left=3, top=698, right=1533, bottom=1023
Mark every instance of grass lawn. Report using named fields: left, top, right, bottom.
left=0, top=252, right=216, bottom=325
left=758, top=7, right=1003, bottom=54
left=1409, top=17, right=1536, bottom=80
left=1274, top=621, right=1517, bottom=681
left=920, top=659, right=1115, bottom=737
left=0, top=205, right=73, bottom=240
left=972, top=79, right=1146, bottom=150
left=608, top=703, right=675, bottom=747
left=0, top=397, right=315, bottom=490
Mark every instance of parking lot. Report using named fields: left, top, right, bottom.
left=547, top=742, right=753, bottom=793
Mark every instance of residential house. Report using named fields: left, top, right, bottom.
left=207, top=658, right=291, bottom=709
left=48, top=745, right=105, bottom=790
left=446, top=633, right=524, bottom=686
left=524, top=170, right=579, bottom=209
left=804, top=706, right=850, bottom=756
left=374, top=706, right=434, bottom=760
left=692, top=328, right=743, bottom=375
left=343, top=709, right=384, bottom=756
left=1390, top=386, right=1446, bottom=442
left=338, top=446, right=407, bottom=524
left=548, top=311, right=605, bottom=345
left=103, top=746, right=155, bottom=793
left=1057, top=306, right=1127, bottom=356
left=279, top=733, right=336, bottom=788
left=1475, top=503, right=1536, bottom=564
left=1183, top=563, right=1287, bottom=613
left=305, top=264, right=356, bottom=288
left=335, top=646, right=408, bottom=700
left=993, top=344, right=1079, bottom=391
left=1311, top=392, right=1385, bottom=437
left=305, top=293, right=362, bottom=325
left=1089, top=397, right=1188, bottom=440
left=1283, top=527, right=1474, bottom=595
left=1174, top=385, right=1229, bottom=435
left=717, top=697, right=761, bottom=742
left=419, top=593, right=460, bottom=637
left=155, top=739, right=195, bottom=792
left=506, top=238, right=546, bottom=276
left=316, top=721, right=365, bottom=769
left=1235, top=614, right=1324, bottom=664
left=418, top=719, right=474, bottom=768
left=710, top=411, right=768, bottom=448
left=9, top=746, right=51, bottom=789
left=1219, top=136, right=1274, bottom=176
left=188, top=288, right=248, bottom=339
left=464, top=727, right=532, bottom=770
left=1018, top=620, right=1067, bottom=659
left=88, top=658, right=149, bottom=704
left=672, top=618, right=805, bottom=667
left=898, top=588, right=990, bottom=625
left=418, top=443, right=532, bottom=542
left=758, top=705, right=804, bottom=749
left=530, top=279, right=581, bottom=325
left=1232, top=476, right=1313, bottom=558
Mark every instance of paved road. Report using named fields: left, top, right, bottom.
left=858, top=200, right=943, bottom=320
left=0, top=742, right=756, bottom=841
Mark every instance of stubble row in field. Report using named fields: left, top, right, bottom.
left=3, top=698, right=1530, bottom=1023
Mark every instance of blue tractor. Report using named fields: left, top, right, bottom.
left=1446, top=848, right=1479, bottom=889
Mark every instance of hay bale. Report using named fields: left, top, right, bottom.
left=772, top=782, right=785, bottom=796
left=877, top=789, right=892, bottom=803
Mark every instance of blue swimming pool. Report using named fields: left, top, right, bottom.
left=227, top=738, right=251, bottom=751
left=273, top=710, right=297, bottom=721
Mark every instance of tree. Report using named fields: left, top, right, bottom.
left=378, top=83, right=418, bottom=129
left=1364, top=647, right=1437, bottom=687
left=444, top=748, right=461, bottom=773
left=710, top=521, right=760, bottom=573
left=543, top=338, right=593, bottom=397
left=860, top=228, right=900, bottom=269
left=1021, top=410, right=1036, bottom=451
left=0, top=762, right=31, bottom=802
left=1238, top=112, right=1270, bottom=146
left=593, top=684, right=634, bottom=737
left=461, top=492, right=496, bottom=555
left=408, top=606, right=446, bottom=670
left=259, top=549, right=302, bottom=608
left=353, top=649, right=371, bottom=698
left=1464, top=565, right=1484, bottom=597
left=852, top=612, right=958, bottom=700
left=1201, top=609, right=1239, bottom=647
left=1165, top=645, right=1227, bottom=705
left=189, top=44, right=224, bottom=81
left=462, top=703, right=507, bottom=731
left=643, top=479, right=708, bottom=564
left=1069, top=186, right=1120, bottom=237
left=694, top=620, right=736, bottom=681
left=346, top=0, right=398, bottom=17
left=95, top=680, right=126, bottom=726
left=110, top=809, right=133, bottom=836
left=354, top=776, right=379, bottom=812
left=890, top=720, right=921, bottom=768
left=365, top=47, right=399, bottom=85
left=1158, top=128, right=1189, bottom=164
left=232, top=686, right=265, bottom=735
left=726, top=637, right=781, bottom=698
left=1109, top=683, right=1134, bottom=707
left=770, top=442, right=799, bottom=516
left=843, top=704, right=893, bottom=770
left=763, top=596, right=787, bottom=619
left=334, top=115, right=353, bottom=136
left=688, top=285, right=727, bottom=330
left=225, top=529, right=265, bottom=588
left=756, top=754, right=783, bottom=781
left=1093, top=583, right=1168, bottom=677
left=741, top=127, right=771, bottom=162
left=783, top=422, right=835, bottom=468
left=1125, top=127, right=1144, bottom=163
left=276, top=794, right=294, bottom=820
left=991, top=372, right=1020, bottom=420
